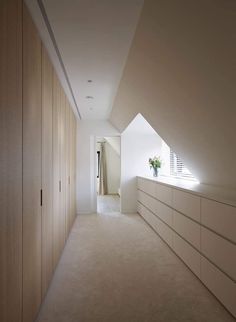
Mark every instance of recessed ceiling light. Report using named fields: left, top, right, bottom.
left=86, top=96, right=94, bottom=99
left=87, top=80, right=92, bottom=83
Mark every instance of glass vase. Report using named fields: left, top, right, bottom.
left=153, top=167, right=159, bottom=177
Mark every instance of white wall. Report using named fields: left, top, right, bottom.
left=105, top=137, right=120, bottom=156
left=121, top=115, right=162, bottom=213
left=76, top=120, right=119, bottom=214
left=105, top=140, right=120, bottom=194
left=110, top=0, right=236, bottom=189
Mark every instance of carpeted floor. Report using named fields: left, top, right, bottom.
left=36, top=213, right=235, bottom=322
left=97, top=194, right=120, bottom=213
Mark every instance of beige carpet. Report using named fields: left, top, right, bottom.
left=97, top=194, right=120, bottom=213
left=36, top=213, right=235, bottom=322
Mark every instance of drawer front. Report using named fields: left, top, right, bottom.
left=137, top=201, right=142, bottom=214
left=201, top=227, right=236, bottom=281
left=140, top=205, right=173, bottom=247
left=138, top=202, right=153, bottom=222
left=173, top=189, right=200, bottom=222
left=138, top=190, right=156, bottom=214
left=138, top=203, right=146, bottom=218
left=173, top=233, right=201, bottom=277
left=201, top=256, right=236, bottom=318
left=137, top=177, right=145, bottom=190
left=156, top=183, right=172, bottom=206
left=201, top=198, right=236, bottom=243
left=173, top=211, right=200, bottom=250
left=137, top=189, right=142, bottom=203
left=151, top=216, right=173, bottom=248
left=156, top=200, right=173, bottom=227
left=138, top=178, right=156, bottom=198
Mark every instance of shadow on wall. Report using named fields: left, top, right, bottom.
left=110, top=0, right=236, bottom=188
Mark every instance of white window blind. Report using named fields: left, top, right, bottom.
left=170, top=150, right=194, bottom=179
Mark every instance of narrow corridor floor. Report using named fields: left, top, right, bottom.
left=97, top=194, right=120, bottom=213
left=37, top=213, right=235, bottom=322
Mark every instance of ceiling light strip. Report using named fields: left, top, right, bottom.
left=37, top=0, right=82, bottom=119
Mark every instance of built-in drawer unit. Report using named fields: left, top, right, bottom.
left=138, top=189, right=156, bottom=214
left=138, top=202, right=173, bottom=247
left=156, top=183, right=172, bottom=206
left=173, top=233, right=201, bottom=278
left=173, top=210, right=201, bottom=250
left=138, top=202, right=156, bottom=227
left=138, top=177, right=156, bottom=198
left=201, top=256, right=236, bottom=317
left=156, top=200, right=173, bottom=227
left=173, top=189, right=200, bottom=222
left=137, top=201, right=142, bottom=214
left=201, top=198, right=236, bottom=243
left=151, top=215, right=173, bottom=248
left=201, top=227, right=236, bottom=281
left=137, top=176, right=236, bottom=318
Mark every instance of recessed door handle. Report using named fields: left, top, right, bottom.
left=40, top=189, right=43, bottom=206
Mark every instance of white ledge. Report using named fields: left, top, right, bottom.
left=137, top=175, right=236, bottom=208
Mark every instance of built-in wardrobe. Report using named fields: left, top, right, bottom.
left=0, top=1, right=77, bottom=322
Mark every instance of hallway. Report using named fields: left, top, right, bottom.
left=36, top=213, right=234, bottom=322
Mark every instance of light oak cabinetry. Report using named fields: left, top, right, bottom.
left=70, top=110, right=77, bottom=226
left=59, top=88, right=66, bottom=247
left=137, top=176, right=236, bottom=318
left=42, top=46, right=54, bottom=298
left=0, top=1, right=23, bottom=321
left=0, top=2, right=77, bottom=322
left=23, top=6, right=42, bottom=322
left=65, top=100, right=71, bottom=237
left=52, top=72, right=62, bottom=268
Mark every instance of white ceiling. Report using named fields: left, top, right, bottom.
left=39, top=0, right=143, bottom=119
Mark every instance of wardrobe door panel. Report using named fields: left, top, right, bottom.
left=65, top=100, right=71, bottom=235
left=73, top=115, right=77, bottom=220
left=69, top=109, right=74, bottom=227
left=42, top=45, right=53, bottom=297
left=59, top=88, right=66, bottom=247
left=23, top=5, right=42, bottom=322
left=52, top=72, right=61, bottom=268
left=70, top=111, right=76, bottom=222
left=0, top=1, right=22, bottom=321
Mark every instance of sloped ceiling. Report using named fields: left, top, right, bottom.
left=25, top=0, right=144, bottom=120
left=110, top=0, right=236, bottom=188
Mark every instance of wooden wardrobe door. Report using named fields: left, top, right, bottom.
left=42, top=45, right=53, bottom=297
left=23, top=4, right=42, bottom=322
left=0, top=1, right=22, bottom=321
left=69, top=109, right=74, bottom=225
left=65, top=100, right=71, bottom=235
left=59, top=88, right=66, bottom=246
left=70, top=111, right=77, bottom=223
left=53, top=72, right=62, bottom=268
left=73, top=114, right=77, bottom=220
